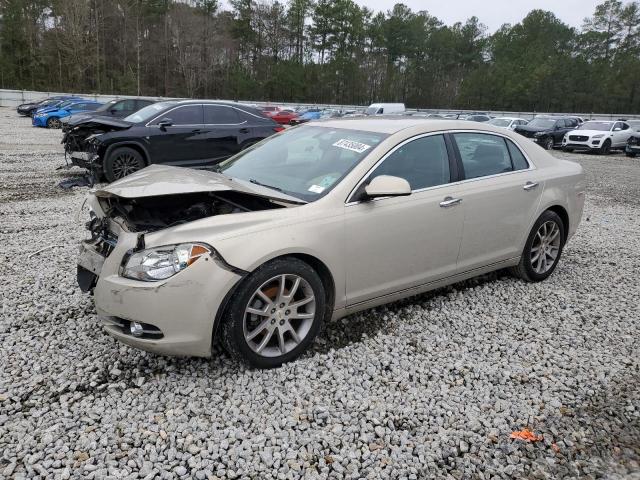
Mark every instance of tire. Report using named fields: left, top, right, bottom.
left=543, top=137, right=554, bottom=150
left=220, top=258, right=326, bottom=368
left=599, top=139, right=611, bottom=155
left=510, top=210, right=565, bottom=282
left=103, top=147, right=145, bottom=182
left=626, top=152, right=636, bottom=158
left=46, top=117, right=61, bottom=129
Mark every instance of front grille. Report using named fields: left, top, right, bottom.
left=569, top=135, right=589, bottom=142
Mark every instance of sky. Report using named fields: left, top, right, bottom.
left=354, top=0, right=604, bottom=32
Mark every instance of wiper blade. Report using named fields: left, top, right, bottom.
left=249, top=178, right=283, bottom=192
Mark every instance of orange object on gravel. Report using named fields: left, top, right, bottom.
left=510, top=429, right=543, bottom=442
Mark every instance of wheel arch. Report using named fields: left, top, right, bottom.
left=211, top=252, right=336, bottom=346
left=545, top=205, right=569, bottom=241
left=103, top=141, right=150, bottom=166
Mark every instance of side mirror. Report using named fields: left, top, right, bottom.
left=157, top=118, right=173, bottom=129
left=364, top=175, right=411, bottom=199
left=109, top=108, right=117, bottom=114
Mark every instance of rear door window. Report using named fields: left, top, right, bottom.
left=204, top=105, right=241, bottom=125
left=453, top=133, right=513, bottom=179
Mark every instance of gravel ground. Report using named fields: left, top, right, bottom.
left=1, top=108, right=639, bottom=480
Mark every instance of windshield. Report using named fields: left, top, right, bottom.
left=124, top=101, right=177, bottom=123
left=365, top=107, right=379, bottom=115
left=489, top=119, right=511, bottom=127
left=57, top=100, right=79, bottom=109
left=528, top=118, right=556, bottom=129
left=217, top=126, right=388, bottom=202
left=579, top=121, right=613, bottom=131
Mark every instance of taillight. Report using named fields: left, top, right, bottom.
left=274, top=126, right=285, bottom=132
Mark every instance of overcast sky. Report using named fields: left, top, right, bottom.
left=355, top=0, right=604, bottom=32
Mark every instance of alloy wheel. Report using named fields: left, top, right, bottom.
left=243, top=274, right=316, bottom=357
left=530, top=221, right=561, bottom=274
left=545, top=138, right=554, bottom=150
left=48, top=118, right=61, bottom=129
left=112, top=153, right=142, bottom=178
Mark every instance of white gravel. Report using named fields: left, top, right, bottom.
left=1, top=108, right=639, bottom=479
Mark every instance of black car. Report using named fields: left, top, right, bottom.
left=626, top=133, right=640, bottom=158
left=16, top=96, right=78, bottom=117
left=63, top=100, right=284, bottom=182
left=514, top=116, right=580, bottom=150
left=61, top=98, right=156, bottom=131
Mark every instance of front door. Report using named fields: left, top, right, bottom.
left=147, top=104, right=206, bottom=164
left=344, top=134, right=464, bottom=306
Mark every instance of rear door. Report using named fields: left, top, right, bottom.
left=451, top=132, right=544, bottom=272
left=612, top=122, right=632, bottom=146
left=146, top=104, right=205, bottom=164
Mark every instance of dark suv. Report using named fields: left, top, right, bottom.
left=63, top=100, right=283, bottom=182
left=514, top=116, right=580, bottom=150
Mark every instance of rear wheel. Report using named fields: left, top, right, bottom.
left=46, top=117, right=61, bottom=129
left=103, top=147, right=145, bottom=182
left=511, top=210, right=565, bottom=282
left=599, top=139, right=611, bottom=155
left=221, top=258, right=326, bottom=368
left=543, top=137, right=554, bottom=150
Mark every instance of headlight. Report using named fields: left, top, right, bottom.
left=534, top=132, right=544, bottom=137
left=122, top=243, right=211, bottom=281
left=592, top=134, right=605, bottom=139
left=86, top=133, right=103, bottom=142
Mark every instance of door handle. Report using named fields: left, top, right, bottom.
left=439, top=196, right=462, bottom=208
left=523, top=181, right=539, bottom=191
left=239, top=128, right=250, bottom=134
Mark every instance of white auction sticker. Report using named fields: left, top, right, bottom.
left=332, top=139, right=371, bottom=153
left=308, top=185, right=325, bottom=193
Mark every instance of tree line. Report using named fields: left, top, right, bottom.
left=1, top=0, right=639, bottom=113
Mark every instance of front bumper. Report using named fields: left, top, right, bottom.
left=562, top=140, right=602, bottom=150
left=32, top=116, right=47, bottom=127
left=626, top=144, right=640, bottom=154
left=78, top=229, right=243, bottom=357
left=68, top=151, right=100, bottom=169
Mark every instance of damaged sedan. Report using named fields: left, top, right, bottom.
left=78, top=119, right=585, bottom=368
left=63, top=100, right=283, bottom=182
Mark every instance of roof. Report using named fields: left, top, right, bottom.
left=306, top=117, right=509, bottom=135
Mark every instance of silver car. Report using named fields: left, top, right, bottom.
left=77, top=119, right=586, bottom=367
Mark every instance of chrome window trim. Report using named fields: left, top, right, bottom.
left=345, top=129, right=535, bottom=206
left=146, top=103, right=263, bottom=127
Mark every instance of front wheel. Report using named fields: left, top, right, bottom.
left=626, top=152, right=636, bottom=158
left=511, top=210, right=565, bottom=282
left=220, top=258, right=326, bottom=368
left=599, top=140, right=611, bottom=155
left=47, top=117, right=61, bottom=129
left=103, top=147, right=145, bottom=182
left=543, top=137, right=554, bottom=150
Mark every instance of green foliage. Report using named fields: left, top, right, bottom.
left=0, top=0, right=639, bottom=112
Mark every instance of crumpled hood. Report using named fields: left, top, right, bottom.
left=71, top=116, right=132, bottom=129
left=95, top=164, right=304, bottom=204
left=515, top=125, right=548, bottom=133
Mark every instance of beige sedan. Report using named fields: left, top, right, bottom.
left=77, top=119, right=585, bottom=367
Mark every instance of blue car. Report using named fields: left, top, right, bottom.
left=32, top=100, right=104, bottom=128
left=290, top=108, right=322, bottom=125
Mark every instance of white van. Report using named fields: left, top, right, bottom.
left=365, top=103, right=405, bottom=115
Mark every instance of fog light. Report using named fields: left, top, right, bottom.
left=130, top=322, right=144, bottom=337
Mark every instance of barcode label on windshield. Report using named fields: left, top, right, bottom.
left=332, top=139, right=371, bottom=153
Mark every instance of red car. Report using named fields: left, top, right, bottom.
left=270, top=110, right=299, bottom=125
